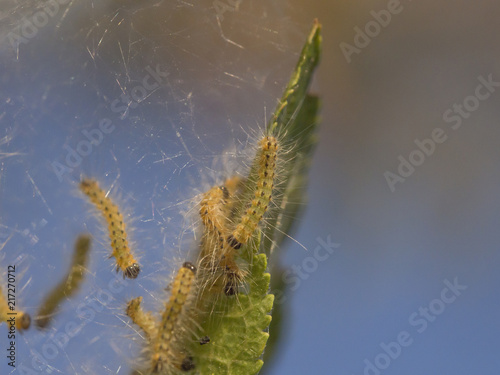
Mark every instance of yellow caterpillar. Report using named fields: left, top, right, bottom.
left=35, top=234, right=92, bottom=328
left=228, top=136, right=278, bottom=249
left=151, top=262, right=197, bottom=373
left=79, top=178, right=140, bottom=279
left=199, top=185, right=245, bottom=296
left=126, top=296, right=158, bottom=341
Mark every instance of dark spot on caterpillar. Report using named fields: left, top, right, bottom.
left=227, top=234, right=242, bottom=249
left=124, top=263, right=140, bottom=279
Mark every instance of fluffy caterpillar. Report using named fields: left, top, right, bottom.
left=126, top=296, right=158, bottom=341
left=35, top=234, right=92, bottom=328
left=151, top=262, right=197, bottom=374
left=199, top=185, right=246, bottom=296
left=79, top=178, right=140, bottom=279
left=227, top=135, right=278, bottom=249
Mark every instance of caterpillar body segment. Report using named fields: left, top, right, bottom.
left=198, top=184, right=246, bottom=296
left=200, top=186, right=230, bottom=233
left=35, top=234, right=92, bottom=329
left=151, top=262, right=197, bottom=374
left=228, top=136, right=278, bottom=249
left=126, top=297, right=158, bottom=342
left=199, top=185, right=230, bottom=267
left=79, top=178, right=140, bottom=279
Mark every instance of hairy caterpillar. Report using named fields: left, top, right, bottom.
left=199, top=184, right=246, bottom=296
left=35, top=234, right=92, bottom=329
left=198, top=136, right=279, bottom=297
left=79, top=178, right=140, bottom=279
left=151, top=261, right=197, bottom=373
left=126, top=296, right=158, bottom=341
left=227, top=136, right=278, bottom=249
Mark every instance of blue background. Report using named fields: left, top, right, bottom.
left=1, top=1, right=500, bottom=374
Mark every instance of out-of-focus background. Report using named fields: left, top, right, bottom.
left=1, top=1, right=500, bottom=374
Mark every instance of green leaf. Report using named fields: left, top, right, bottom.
left=262, top=93, right=321, bottom=255
left=191, top=19, right=322, bottom=375
left=232, top=20, right=322, bottom=243
left=192, top=236, right=274, bottom=375
left=268, top=18, right=322, bottom=137
left=259, top=96, right=321, bottom=372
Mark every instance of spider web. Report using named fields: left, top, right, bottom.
left=0, top=1, right=311, bottom=374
